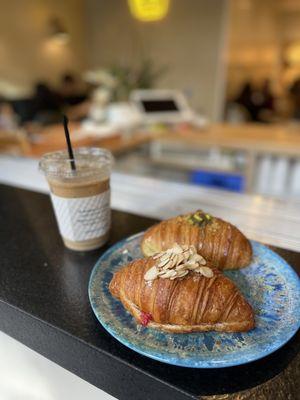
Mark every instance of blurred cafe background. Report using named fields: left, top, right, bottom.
left=1, top=0, right=300, bottom=200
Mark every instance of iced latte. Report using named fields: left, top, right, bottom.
left=39, top=147, right=113, bottom=251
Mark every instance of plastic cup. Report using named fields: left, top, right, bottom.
left=39, top=147, right=113, bottom=251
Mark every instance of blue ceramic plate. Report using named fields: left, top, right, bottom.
left=89, top=233, right=300, bottom=368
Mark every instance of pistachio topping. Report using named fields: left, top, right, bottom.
left=185, top=210, right=213, bottom=228
left=144, top=244, right=213, bottom=282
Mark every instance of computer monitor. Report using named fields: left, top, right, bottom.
left=130, top=89, right=193, bottom=123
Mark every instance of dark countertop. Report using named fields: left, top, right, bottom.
left=0, top=184, right=299, bottom=400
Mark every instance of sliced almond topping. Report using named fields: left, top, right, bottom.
left=189, top=245, right=197, bottom=255
left=145, top=244, right=210, bottom=281
left=175, top=270, right=189, bottom=278
left=185, top=262, right=199, bottom=270
left=160, top=253, right=171, bottom=261
left=199, top=266, right=214, bottom=278
left=172, top=243, right=184, bottom=254
left=176, top=253, right=185, bottom=265
left=175, top=264, right=187, bottom=271
left=157, top=269, right=167, bottom=276
left=162, top=259, right=176, bottom=270
left=171, top=253, right=179, bottom=265
left=159, top=269, right=177, bottom=279
left=144, top=266, right=159, bottom=281
left=153, top=253, right=161, bottom=260
left=158, top=257, right=171, bottom=268
left=158, top=266, right=176, bottom=275
left=190, top=254, right=204, bottom=263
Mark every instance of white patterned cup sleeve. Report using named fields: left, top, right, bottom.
left=51, top=190, right=111, bottom=242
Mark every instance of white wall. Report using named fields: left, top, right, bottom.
left=0, top=0, right=86, bottom=94
left=86, top=0, right=228, bottom=120
left=0, top=0, right=228, bottom=118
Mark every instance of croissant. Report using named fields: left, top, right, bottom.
left=141, top=210, right=252, bottom=270
left=109, top=245, right=255, bottom=333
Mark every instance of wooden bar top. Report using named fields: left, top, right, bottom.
left=20, top=122, right=161, bottom=157
left=1, top=122, right=300, bottom=157
left=158, top=123, right=300, bottom=156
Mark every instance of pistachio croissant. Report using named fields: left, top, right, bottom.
left=109, top=246, right=255, bottom=333
left=141, top=210, right=252, bottom=270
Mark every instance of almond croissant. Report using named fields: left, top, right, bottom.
left=109, top=253, right=255, bottom=333
left=141, top=210, right=252, bottom=270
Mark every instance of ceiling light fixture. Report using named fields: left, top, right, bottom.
left=48, top=17, right=70, bottom=44
left=128, top=0, right=170, bottom=22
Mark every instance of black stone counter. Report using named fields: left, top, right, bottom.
left=0, top=184, right=299, bottom=399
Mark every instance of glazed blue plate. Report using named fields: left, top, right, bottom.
left=88, top=233, right=300, bottom=368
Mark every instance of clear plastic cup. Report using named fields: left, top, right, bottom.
left=39, top=147, right=113, bottom=251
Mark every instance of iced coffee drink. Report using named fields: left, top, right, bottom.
left=39, top=147, right=113, bottom=251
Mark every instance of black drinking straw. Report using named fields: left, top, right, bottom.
left=63, top=115, right=76, bottom=171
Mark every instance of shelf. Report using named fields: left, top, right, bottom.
left=150, top=155, right=243, bottom=175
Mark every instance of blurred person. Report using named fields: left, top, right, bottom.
left=31, top=82, right=62, bottom=125
left=235, top=80, right=275, bottom=123
left=58, top=72, right=88, bottom=106
left=289, top=77, right=300, bottom=120
left=235, top=81, right=259, bottom=121
left=261, top=79, right=274, bottom=111
left=256, top=79, right=276, bottom=122
left=59, top=73, right=77, bottom=98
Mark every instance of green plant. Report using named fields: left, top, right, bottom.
left=109, top=59, right=167, bottom=101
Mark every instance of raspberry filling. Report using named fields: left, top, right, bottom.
left=140, top=311, right=152, bottom=326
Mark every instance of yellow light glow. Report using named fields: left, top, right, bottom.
left=286, top=41, right=300, bottom=65
left=128, top=0, right=170, bottom=22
